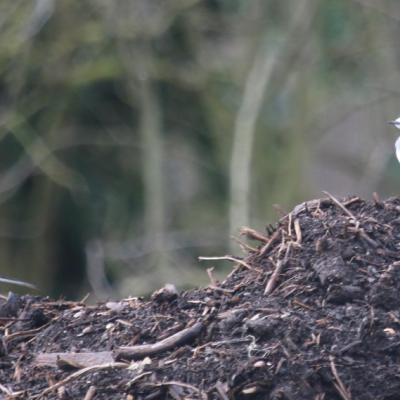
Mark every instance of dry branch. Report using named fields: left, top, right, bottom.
left=198, top=255, right=255, bottom=271
left=294, top=219, right=302, bottom=244
left=114, top=321, right=203, bottom=361
left=35, top=351, right=114, bottom=368
left=329, top=355, right=351, bottom=400
left=32, top=362, right=128, bottom=399
left=239, top=227, right=269, bottom=243
left=259, top=230, right=281, bottom=256
left=83, top=385, right=96, bottom=400
left=323, top=191, right=356, bottom=220
left=264, top=244, right=291, bottom=295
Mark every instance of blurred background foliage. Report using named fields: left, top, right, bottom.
left=1, top=0, right=400, bottom=299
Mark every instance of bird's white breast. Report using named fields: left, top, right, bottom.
left=395, top=136, right=400, bottom=163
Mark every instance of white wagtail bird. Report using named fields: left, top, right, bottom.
left=389, top=116, right=400, bottom=162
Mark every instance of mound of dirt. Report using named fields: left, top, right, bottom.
left=2, top=194, right=400, bottom=399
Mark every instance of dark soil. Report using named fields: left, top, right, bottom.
left=2, top=195, right=400, bottom=399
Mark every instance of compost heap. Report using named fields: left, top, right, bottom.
left=2, top=195, right=400, bottom=400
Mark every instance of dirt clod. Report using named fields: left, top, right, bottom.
left=2, top=195, right=400, bottom=399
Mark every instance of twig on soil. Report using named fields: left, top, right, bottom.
left=294, top=218, right=302, bottom=245
left=239, top=226, right=269, bottom=243
left=359, top=229, right=379, bottom=248
left=289, top=199, right=320, bottom=218
left=347, top=226, right=379, bottom=248
left=83, top=385, right=96, bottom=400
left=151, top=380, right=206, bottom=398
left=198, top=256, right=255, bottom=271
left=32, top=362, right=129, bottom=399
left=324, top=191, right=378, bottom=247
left=323, top=191, right=356, bottom=220
left=259, top=229, right=281, bottom=256
left=292, top=298, right=313, bottom=310
left=114, top=321, right=203, bottom=361
left=343, top=197, right=362, bottom=207
left=80, top=292, right=91, bottom=304
left=372, top=192, right=382, bottom=207
left=35, top=351, right=114, bottom=368
left=275, top=357, right=285, bottom=374
left=0, top=384, right=25, bottom=398
left=277, top=231, right=287, bottom=257
left=231, top=235, right=258, bottom=253
left=264, top=244, right=291, bottom=295
left=329, top=355, right=351, bottom=400
left=210, top=286, right=235, bottom=294
left=337, top=340, right=362, bottom=355
left=126, top=371, right=153, bottom=387
left=37, top=322, right=203, bottom=369
left=206, top=267, right=217, bottom=287
left=0, top=317, right=32, bottom=322
left=193, top=337, right=253, bottom=356
left=264, top=259, right=285, bottom=296
left=215, top=381, right=230, bottom=400
left=5, top=323, right=49, bottom=345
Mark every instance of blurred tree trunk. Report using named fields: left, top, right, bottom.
left=229, top=43, right=275, bottom=236
left=138, top=71, right=166, bottom=271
